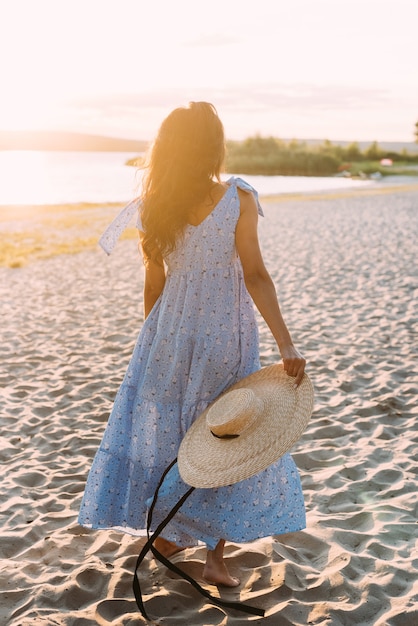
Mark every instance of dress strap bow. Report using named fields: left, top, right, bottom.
left=98, top=198, right=142, bottom=255
left=226, top=176, right=264, bottom=217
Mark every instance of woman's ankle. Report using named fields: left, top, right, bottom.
left=203, top=540, right=240, bottom=587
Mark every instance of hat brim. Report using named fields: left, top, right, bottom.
left=178, top=364, right=314, bottom=488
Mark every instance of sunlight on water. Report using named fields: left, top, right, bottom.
left=0, top=151, right=139, bottom=205
left=0, top=150, right=376, bottom=206
left=228, top=173, right=376, bottom=195
left=0, top=151, right=52, bottom=206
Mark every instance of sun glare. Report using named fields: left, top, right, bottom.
left=0, top=151, right=51, bottom=205
left=0, top=2, right=68, bottom=132
left=0, top=90, right=62, bottom=132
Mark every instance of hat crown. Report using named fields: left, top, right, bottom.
left=207, top=388, right=263, bottom=438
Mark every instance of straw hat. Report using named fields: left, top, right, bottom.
left=178, top=364, right=314, bottom=488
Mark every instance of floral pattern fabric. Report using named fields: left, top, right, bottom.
left=78, top=177, right=306, bottom=549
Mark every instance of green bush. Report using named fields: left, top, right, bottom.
left=224, top=135, right=418, bottom=176
left=226, top=137, right=340, bottom=176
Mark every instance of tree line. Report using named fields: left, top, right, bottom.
left=225, top=136, right=418, bottom=177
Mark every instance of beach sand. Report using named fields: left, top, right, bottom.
left=1, top=185, right=417, bottom=625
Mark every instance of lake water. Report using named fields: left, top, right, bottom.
left=0, top=150, right=375, bottom=206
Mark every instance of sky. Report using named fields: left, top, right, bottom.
left=0, top=0, right=417, bottom=143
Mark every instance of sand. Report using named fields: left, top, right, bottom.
left=1, top=185, right=417, bottom=625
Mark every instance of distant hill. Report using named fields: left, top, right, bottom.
left=0, top=130, right=149, bottom=152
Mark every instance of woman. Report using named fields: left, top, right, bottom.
left=78, top=101, right=306, bottom=587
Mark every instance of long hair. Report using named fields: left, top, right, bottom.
left=140, top=102, right=225, bottom=261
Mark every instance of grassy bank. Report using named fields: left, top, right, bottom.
left=346, top=161, right=418, bottom=177
left=0, top=202, right=137, bottom=268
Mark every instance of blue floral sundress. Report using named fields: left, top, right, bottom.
left=78, top=177, right=305, bottom=549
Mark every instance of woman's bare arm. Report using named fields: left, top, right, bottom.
left=235, top=190, right=306, bottom=386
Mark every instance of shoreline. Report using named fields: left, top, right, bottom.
left=262, top=179, right=418, bottom=202
left=2, top=176, right=418, bottom=211
left=2, top=181, right=418, bottom=269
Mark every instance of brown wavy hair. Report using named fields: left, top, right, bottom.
left=140, top=102, right=225, bottom=261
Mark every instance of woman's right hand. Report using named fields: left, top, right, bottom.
left=280, top=344, right=306, bottom=387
